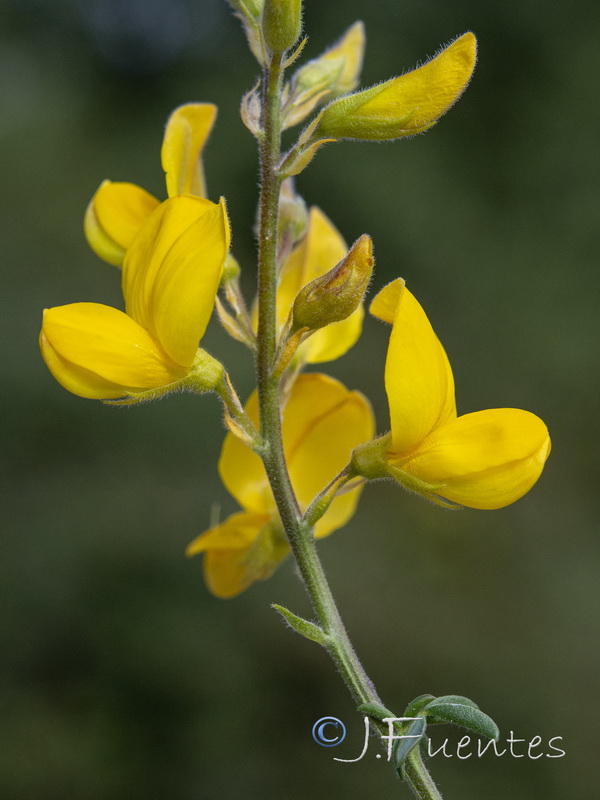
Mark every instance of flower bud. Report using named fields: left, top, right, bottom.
left=284, top=22, right=365, bottom=128
left=314, top=32, right=476, bottom=141
left=262, top=0, right=302, bottom=53
left=291, top=234, right=373, bottom=332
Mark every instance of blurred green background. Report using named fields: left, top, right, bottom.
left=1, top=0, right=599, bottom=798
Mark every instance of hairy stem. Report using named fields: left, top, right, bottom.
left=404, top=749, right=444, bottom=800
left=254, top=48, right=442, bottom=800
left=255, top=51, right=378, bottom=708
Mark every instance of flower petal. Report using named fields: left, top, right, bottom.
left=379, top=284, right=456, bottom=454
left=283, top=373, right=375, bottom=514
left=398, top=408, right=551, bottom=509
left=300, top=306, right=364, bottom=364
left=219, top=391, right=273, bottom=514
left=40, top=303, right=186, bottom=399
left=369, top=277, right=405, bottom=324
left=84, top=180, right=160, bottom=266
left=187, top=511, right=288, bottom=599
left=186, top=511, right=271, bottom=554
left=122, top=195, right=230, bottom=367
left=314, top=486, right=366, bottom=539
left=161, top=103, right=217, bottom=198
left=219, top=372, right=374, bottom=533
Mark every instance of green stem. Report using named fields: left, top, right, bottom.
left=404, top=749, right=444, bottom=800
left=255, top=51, right=378, bottom=708
left=254, top=49, right=441, bottom=800
left=303, top=464, right=354, bottom=527
left=214, top=372, right=262, bottom=449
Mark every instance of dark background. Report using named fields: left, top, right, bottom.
left=1, top=0, right=598, bottom=798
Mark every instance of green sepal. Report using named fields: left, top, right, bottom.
left=425, top=699, right=499, bottom=741
left=272, top=604, right=329, bottom=646
left=394, top=716, right=427, bottom=776
left=403, top=694, right=435, bottom=717
left=357, top=701, right=396, bottom=724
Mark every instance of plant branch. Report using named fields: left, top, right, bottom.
left=254, top=46, right=442, bottom=800
left=255, top=50, right=379, bottom=708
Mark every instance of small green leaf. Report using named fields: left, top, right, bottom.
left=425, top=702, right=499, bottom=741
left=271, top=604, right=329, bottom=645
left=403, top=694, right=435, bottom=717
left=393, top=716, right=427, bottom=775
left=357, top=702, right=396, bottom=723
left=428, top=694, right=479, bottom=709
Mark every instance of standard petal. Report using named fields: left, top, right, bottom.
left=370, top=277, right=405, bottom=324
left=41, top=303, right=186, bottom=398
left=300, top=305, right=364, bottom=363
left=122, top=195, right=229, bottom=366
left=187, top=511, right=289, bottom=599
left=283, top=373, right=375, bottom=510
left=186, top=511, right=270, bottom=554
left=161, top=103, right=217, bottom=198
left=151, top=197, right=229, bottom=366
left=313, top=485, right=365, bottom=540
left=219, top=391, right=273, bottom=514
left=398, top=408, right=551, bottom=509
left=85, top=180, right=160, bottom=266
left=382, top=285, right=456, bottom=454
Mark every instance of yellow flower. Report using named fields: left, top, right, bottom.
left=84, top=104, right=217, bottom=266
left=314, top=32, right=477, bottom=141
left=352, top=279, right=550, bottom=509
left=187, top=373, right=374, bottom=597
left=40, top=195, right=230, bottom=400
left=276, top=206, right=366, bottom=363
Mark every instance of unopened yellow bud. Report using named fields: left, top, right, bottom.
left=315, top=32, right=477, bottom=141
left=291, top=234, right=373, bottom=332
left=297, top=21, right=365, bottom=97
left=262, top=0, right=302, bottom=53
left=284, top=22, right=365, bottom=128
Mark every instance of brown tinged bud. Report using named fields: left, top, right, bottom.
left=262, top=0, right=302, bottom=53
left=291, top=234, right=374, bottom=332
